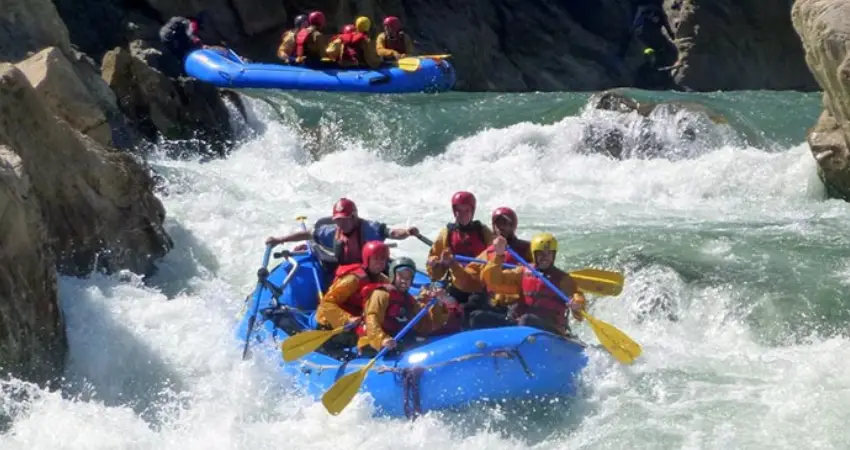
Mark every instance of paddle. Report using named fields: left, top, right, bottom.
left=242, top=245, right=273, bottom=360
left=322, top=297, right=440, bottom=415
left=296, top=215, right=325, bottom=302
left=453, top=255, right=624, bottom=297
left=396, top=54, right=453, bottom=72
left=281, top=322, right=358, bottom=362
left=505, top=246, right=642, bottom=365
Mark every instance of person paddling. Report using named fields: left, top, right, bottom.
left=314, top=241, right=391, bottom=350
left=473, top=233, right=586, bottom=335
left=265, top=198, right=418, bottom=278
left=357, top=257, right=453, bottom=355
left=425, top=191, right=493, bottom=333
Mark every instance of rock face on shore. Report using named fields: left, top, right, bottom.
left=792, top=0, right=850, bottom=201
left=50, top=0, right=819, bottom=92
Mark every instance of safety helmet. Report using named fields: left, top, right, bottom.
left=643, top=47, right=655, bottom=56
left=308, top=11, right=326, bottom=28
left=530, top=232, right=558, bottom=263
left=362, top=241, right=390, bottom=266
left=451, top=191, right=476, bottom=212
left=355, top=16, right=371, bottom=33
left=389, top=257, right=416, bottom=281
left=342, top=24, right=355, bottom=33
left=332, top=198, right=357, bottom=219
left=491, top=207, right=517, bottom=227
left=383, top=16, right=401, bottom=32
left=294, top=14, right=308, bottom=29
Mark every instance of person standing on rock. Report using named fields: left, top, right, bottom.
left=376, top=16, right=415, bottom=61
left=159, top=11, right=227, bottom=76
left=631, top=2, right=677, bottom=68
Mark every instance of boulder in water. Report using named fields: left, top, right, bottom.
left=792, top=0, right=850, bottom=201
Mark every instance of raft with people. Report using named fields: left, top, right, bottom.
left=183, top=48, right=456, bottom=94
left=237, top=210, right=641, bottom=418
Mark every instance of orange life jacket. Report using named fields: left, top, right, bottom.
left=446, top=221, right=487, bottom=257
left=384, top=31, right=408, bottom=53
left=514, top=267, right=568, bottom=331
left=355, top=286, right=415, bottom=337
left=338, top=31, right=367, bottom=63
left=333, top=263, right=384, bottom=318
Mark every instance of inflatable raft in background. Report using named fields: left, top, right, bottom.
left=184, top=49, right=456, bottom=93
left=235, top=248, right=589, bottom=418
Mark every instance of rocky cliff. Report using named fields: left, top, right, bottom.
left=792, top=0, right=850, bottom=201
left=49, top=0, right=818, bottom=92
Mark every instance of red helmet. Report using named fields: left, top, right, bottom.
left=491, top=207, right=517, bottom=227
left=342, top=24, right=355, bottom=33
left=332, top=198, right=357, bottom=219
left=308, top=11, right=326, bottom=28
left=383, top=16, right=402, bottom=32
left=361, top=241, right=390, bottom=266
left=451, top=191, right=476, bottom=212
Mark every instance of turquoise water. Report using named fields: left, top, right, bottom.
left=3, top=88, right=850, bottom=450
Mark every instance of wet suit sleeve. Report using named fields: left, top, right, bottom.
left=277, top=31, right=295, bottom=60
left=560, top=274, right=586, bottom=322
left=481, top=254, right=523, bottom=298
left=316, top=274, right=360, bottom=328
left=446, top=259, right=484, bottom=293
left=362, top=39, right=382, bottom=69
left=426, top=228, right=449, bottom=281
left=360, top=289, right=393, bottom=351
left=413, top=292, right=449, bottom=334
left=375, top=33, right=398, bottom=58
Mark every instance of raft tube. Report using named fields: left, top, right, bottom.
left=184, top=49, right=456, bottom=93
left=235, top=251, right=588, bottom=418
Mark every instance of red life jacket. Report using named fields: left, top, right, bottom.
left=446, top=221, right=487, bottom=257
left=332, top=263, right=384, bottom=318
left=484, top=238, right=531, bottom=265
left=295, top=27, right=315, bottom=59
left=332, top=219, right=366, bottom=266
left=515, top=267, right=568, bottom=331
left=384, top=31, right=407, bottom=53
left=356, top=287, right=415, bottom=337
left=338, top=31, right=367, bottom=63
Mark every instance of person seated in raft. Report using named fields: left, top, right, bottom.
left=265, top=198, right=418, bottom=279
left=315, top=241, right=392, bottom=349
left=471, top=234, right=586, bottom=336
left=461, top=207, right=533, bottom=316
left=376, top=16, right=415, bottom=61
left=357, top=257, right=454, bottom=356
left=325, top=16, right=382, bottom=69
left=293, top=11, right=329, bottom=67
left=426, top=191, right=494, bottom=334
left=277, top=14, right=308, bottom=62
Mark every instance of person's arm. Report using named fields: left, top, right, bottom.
left=363, top=39, right=382, bottom=69
left=480, top=254, right=524, bottom=296
left=426, top=228, right=449, bottom=281
left=375, top=33, right=398, bottom=58
left=265, top=229, right=311, bottom=246
left=387, top=226, right=419, bottom=240
left=362, top=289, right=393, bottom=351
left=315, top=275, right=361, bottom=328
left=560, top=275, right=586, bottom=322
left=403, top=34, right=414, bottom=56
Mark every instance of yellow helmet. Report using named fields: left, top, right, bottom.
left=530, top=232, right=558, bottom=262
left=355, top=16, right=371, bottom=33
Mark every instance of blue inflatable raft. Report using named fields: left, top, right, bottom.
left=235, top=249, right=589, bottom=418
left=184, top=49, right=456, bottom=93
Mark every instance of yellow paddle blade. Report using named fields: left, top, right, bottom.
left=582, top=312, right=642, bottom=364
left=396, top=57, right=421, bottom=72
left=280, top=327, right=345, bottom=362
left=322, top=358, right=378, bottom=415
left=570, top=269, right=625, bottom=297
